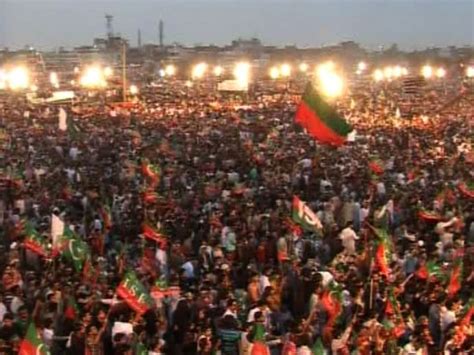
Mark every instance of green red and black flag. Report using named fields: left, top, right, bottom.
left=418, top=208, right=444, bottom=222
left=99, top=203, right=112, bottom=230
left=23, top=222, right=50, bottom=258
left=64, top=296, right=80, bottom=320
left=142, top=223, right=167, bottom=247
left=142, top=190, right=159, bottom=204
left=141, top=160, right=161, bottom=186
left=117, top=271, right=154, bottom=315
left=415, top=260, right=445, bottom=281
left=369, top=226, right=392, bottom=277
left=320, top=282, right=343, bottom=341
left=292, top=195, right=323, bottom=232
left=458, top=181, right=474, bottom=199
left=295, top=83, right=352, bottom=146
left=447, top=257, right=463, bottom=298
left=250, top=323, right=270, bottom=355
left=368, top=156, right=384, bottom=176
left=19, top=322, right=50, bottom=355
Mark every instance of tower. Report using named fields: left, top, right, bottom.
left=138, top=29, right=142, bottom=48
left=105, top=14, right=114, bottom=39
left=159, top=20, right=164, bottom=47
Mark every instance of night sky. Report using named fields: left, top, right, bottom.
left=0, top=0, right=472, bottom=50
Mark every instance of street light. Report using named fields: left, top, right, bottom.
left=299, top=63, right=308, bottom=72
left=233, top=62, right=250, bottom=86
left=280, top=64, right=291, bottom=77
left=213, top=66, right=223, bottom=77
left=165, top=64, right=176, bottom=77
left=467, top=66, right=474, bottom=78
left=129, top=85, right=139, bottom=95
left=319, top=71, right=344, bottom=98
left=269, top=67, right=280, bottom=79
left=373, top=69, right=384, bottom=82
left=358, top=61, right=367, bottom=71
left=436, top=68, right=446, bottom=78
left=7, top=67, right=30, bottom=90
left=192, top=63, right=207, bottom=80
left=421, top=65, right=433, bottom=79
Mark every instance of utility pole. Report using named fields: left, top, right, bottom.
left=122, top=41, right=127, bottom=102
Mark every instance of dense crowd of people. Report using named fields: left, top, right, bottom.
left=0, top=75, right=472, bottom=355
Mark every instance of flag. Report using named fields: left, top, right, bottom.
left=142, top=223, right=167, bottom=247
left=250, top=323, right=270, bottom=355
left=64, top=296, right=79, bottom=320
left=295, top=83, right=352, bottom=146
left=58, top=108, right=67, bottom=131
left=369, top=226, right=392, bottom=277
left=368, top=157, right=384, bottom=175
left=320, top=284, right=342, bottom=340
left=142, top=190, right=159, bottom=204
left=117, top=271, right=154, bottom=315
left=99, top=204, right=112, bottom=229
left=447, top=258, right=463, bottom=298
left=142, top=160, right=161, bottom=186
left=19, top=322, right=50, bottom=355
left=458, top=181, right=474, bottom=199
left=51, top=214, right=64, bottom=252
left=415, top=260, right=444, bottom=281
left=292, top=196, right=322, bottom=232
left=23, top=222, right=49, bottom=258
left=82, top=258, right=98, bottom=285
left=60, top=227, right=90, bottom=272
left=312, top=337, right=325, bottom=355
left=418, top=208, right=444, bottom=222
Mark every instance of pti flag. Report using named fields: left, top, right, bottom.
left=117, top=271, right=154, bottom=315
left=19, top=322, right=50, bottom=355
left=295, top=83, right=352, bottom=146
left=292, top=196, right=323, bottom=232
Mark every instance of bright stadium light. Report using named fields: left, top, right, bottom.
left=373, top=69, right=384, bottom=82
left=159, top=69, right=166, bottom=78
left=192, top=63, right=207, bottom=79
left=393, top=66, right=402, bottom=78
left=50, top=72, right=59, bottom=87
left=280, top=63, right=291, bottom=77
left=79, top=66, right=106, bottom=88
left=104, top=66, right=113, bottom=77
left=213, top=66, right=223, bottom=77
left=421, top=65, right=433, bottom=79
left=299, top=63, right=308, bottom=72
left=129, top=84, right=139, bottom=95
left=0, top=70, right=6, bottom=89
left=30, top=84, right=38, bottom=92
left=269, top=66, right=280, bottom=79
left=316, top=61, right=335, bottom=77
left=383, top=66, right=394, bottom=79
left=233, top=62, right=250, bottom=85
left=436, top=68, right=446, bottom=78
left=401, top=67, right=409, bottom=76
left=319, top=71, right=344, bottom=98
left=467, top=66, right=474, bottom=78
left=8, top=67, right=30, bottom=90
left=358, top=61, right=367, bottom=71
left=165, top=64, right=176, bottom=77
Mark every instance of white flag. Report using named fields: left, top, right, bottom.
left=51, top=214, right=65, bottom=248
left=58, top=108, right=67, bottom=131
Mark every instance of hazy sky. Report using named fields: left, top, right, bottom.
left=0, top=0, right=472, bottom=50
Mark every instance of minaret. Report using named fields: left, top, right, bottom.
left=138, top=29, right=142, bottom=48
left=159, top=20, right=164, bottom=47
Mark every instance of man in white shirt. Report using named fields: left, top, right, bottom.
left=339, top=223, right=359, bottom=255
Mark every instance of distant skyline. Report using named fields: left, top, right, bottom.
left=0, top=0, right=472, bottom=50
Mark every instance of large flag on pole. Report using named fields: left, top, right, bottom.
left=292, top=196, right=323, bottom=232
left=295, top=83, right=352, bottom=146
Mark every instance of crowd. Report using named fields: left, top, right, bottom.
left=0, top=75, right=472, bottom=355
